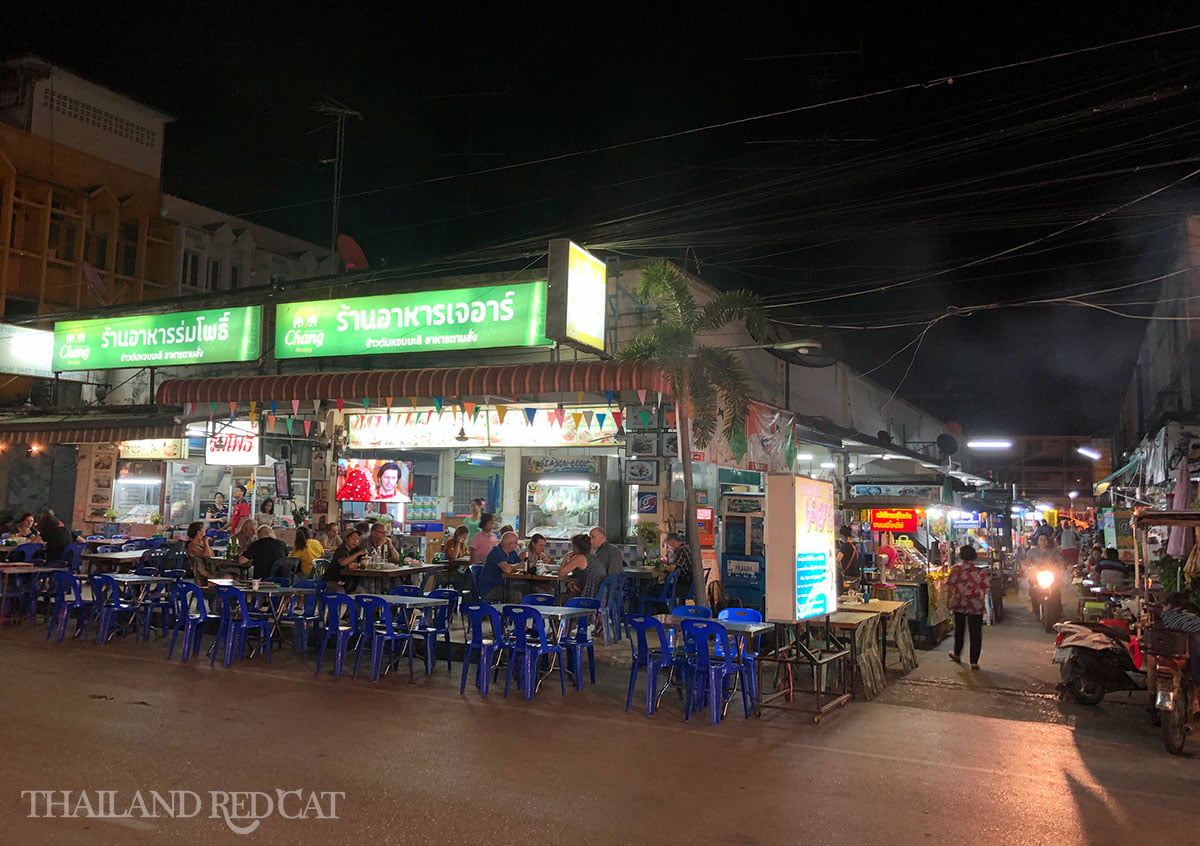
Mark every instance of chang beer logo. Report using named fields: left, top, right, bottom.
left=58, top=331, right=91, bottom=363
left=283, top=306, right=325, bottom=350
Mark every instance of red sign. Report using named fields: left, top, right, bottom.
left=870, top=508, right=920, bottom=532
left=749, top=462, right=768, bottom=472
left=691, top=451, right=705, bottom=462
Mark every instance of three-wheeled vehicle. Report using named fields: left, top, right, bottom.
left=1131, top=510, right=1199, bottom=755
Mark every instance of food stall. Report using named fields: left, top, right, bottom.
left=841, top=495, right=951, bottom=647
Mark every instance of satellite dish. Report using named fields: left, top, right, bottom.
left=937, top=434, right=959, bottom=456
left=877, top=431, right=893, bottom=445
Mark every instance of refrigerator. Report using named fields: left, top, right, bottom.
left=520, top=455, right=620, bottom=540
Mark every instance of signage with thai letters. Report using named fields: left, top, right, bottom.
left=205, top=420, right=261, bottom=467
left=870, top=508, right=920, bottom=532
left=274, top=282, right=552, bottom=359
left=53, top=307, right=262, bottom=371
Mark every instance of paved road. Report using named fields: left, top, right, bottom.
left=0, top=598, right=1196, bottom=845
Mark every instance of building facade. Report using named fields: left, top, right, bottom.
left=967, top=435, right=1111, bottom=509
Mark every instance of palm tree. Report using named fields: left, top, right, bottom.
left=617, top=261, right=768, bottom=608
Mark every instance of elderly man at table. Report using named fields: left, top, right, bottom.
left=663, top=533, right=694, bottom=597
left=480, top=531, right=524, bottom=602
left=361, top=522, right=401, bottom=565
left=239, top=525, right=289, bottom=580
left=589, top=526, right=623, bottom=578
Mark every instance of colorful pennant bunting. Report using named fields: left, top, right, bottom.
left=496, top=405, right=509, bottom=424
left=524, top=407, right=537, bottom=425
left=291, top=399, right=300, bottom=416
left=303, top=420, right=312, bottom=436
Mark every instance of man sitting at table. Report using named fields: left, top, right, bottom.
left=480, top=531, right=524, bottom=602
left=361, top=522, right=401, bottom=565
left=663, top=533, right=694, bottom=599
left=239, top=525, right=289, bottom=580
left=589, top=526, right=623, bottom=578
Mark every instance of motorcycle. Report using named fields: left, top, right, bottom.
left=1144, top=626, right=1198, bottom=755
left=1029, top=567, right=1063, bottom=632
left=1052, top=620, right=1145, bottom=705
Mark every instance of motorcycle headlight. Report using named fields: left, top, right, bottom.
left=1036, top=570, right=1055, bottom=589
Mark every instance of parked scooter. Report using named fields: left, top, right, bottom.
left=1144, top=627, right=1198, bottom=755
left=1030, top=567, right=1064, bottom=632
left=1052, top=620, right=1145, bottom=705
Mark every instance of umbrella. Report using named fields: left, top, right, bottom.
left=1166, top=456, right=1194, bottom=558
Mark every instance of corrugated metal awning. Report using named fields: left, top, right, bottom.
left=156, top=360, right=671, bottom=404
left=0, top=413, right=181, bottom=445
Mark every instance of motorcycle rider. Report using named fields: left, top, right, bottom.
left=1025, top=534, right=1065, bottom=612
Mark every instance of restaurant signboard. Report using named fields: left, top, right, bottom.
left=870, top=508, right=920, bottom=532
left=547, top=239, right=607, bottom=352
left=274, top=282, right=552, bottom=359
left=766, top=474, right=837, bottom=623
left=52, top=307, right=262, bottom=371
left=345, top=407, right=620, bottom=449
left=205, top=420, right=261, bottom=467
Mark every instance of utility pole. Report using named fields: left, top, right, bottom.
left=312, top=97, right=363, bottom=254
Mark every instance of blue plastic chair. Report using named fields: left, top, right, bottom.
left=387, top=585, right=423, bottom=597
left=671, top=605, right=712, bottom=619
left=46, top=570, right=94, bottom=642
left=10, top=542, right=45, bottom=563
left=315, top=593, right=360, bottom=678
left=412, top=590, right=457, bottom=674
left=206, top=529, right=229, bottom=541
left=460, top=602, right=513, bottom=696
left=468, top=564, right=484, bottom=599
left=85, top=535, right=106, bottom=541
left=717, top=608, right=763, bottom=701
left=624, top=613, right=675, bottom=715
left=91, top=574, right=140, bottom=644
left=136, top=571, right=175, bottom=640
left=563, top=597, right=601, bottom=689
left=162, top=569, right=187, bottom=581
left=211, top=586, right=272, bottom=667
left=503, top=606, right=566, bottom=700
left=141, top=547, right=172, bottom=569
left=96, top=544, right=123, bottom=554
left=638, top=569, right=681, bottom=615
left=59, top=541, right=88, bottom=574
left=167, top=581, right=211, bottom=661
left=147, top=537, right=168, bottom=549
left=597, top=573, right=629, bottom=644
left=282, top=580, right=326, bottom=656
left=353, top=595, right=413, bottom=681
left=680, top=619, right=751, bottom=725
left=122, top=539, right=152, bottom=552
left=521, top=593, right=556, bottom=606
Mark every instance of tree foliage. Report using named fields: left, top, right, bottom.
left=618, top=261, right=767, bottom=449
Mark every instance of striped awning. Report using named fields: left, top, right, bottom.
left=0, top=413, right=181, bottom=446
left=155, top=360, right=672, bottom=405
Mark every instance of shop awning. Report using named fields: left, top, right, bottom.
left=1093, top=455, right=1141, bottom=496
left=0, top=411, right=181, bottom=445
left=841, top=495, right=937, bottom=510
left=155, top=360, right=672, bottom=405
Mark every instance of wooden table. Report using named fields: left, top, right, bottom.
left=807, top=611, right=885, bottom=699
left=0, top=565, right=62, bottom=626
left=840, top=600, right=912, bottom=670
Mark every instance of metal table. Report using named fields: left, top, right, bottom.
left=81, top=550, right=147, bottom=574
left=0, top=565, right=61, bottom=626
left=359, top=593, right=452, bottom=673
left=500, top=603, right=596, bottom=690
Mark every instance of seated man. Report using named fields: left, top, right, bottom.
left=480, top=531, right=524, bottom=603
left=361, top=522, right=401, bottom=565
left=1094, top=548, right=1127, bottom=589
left=1161, top=591, right=1200, bottom=688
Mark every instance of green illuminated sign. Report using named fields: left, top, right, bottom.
left=275, top=282, right=551, bottom=359
left=53, top=306, right=262, bottom=371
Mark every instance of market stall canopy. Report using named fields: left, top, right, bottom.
left=156, top=360, right=672, bottom=405
left=849, top=457, right=942, bottom=481
left=1132, top=510, right=1200, bottom=527
left=0, top=410, right=181, bottom=445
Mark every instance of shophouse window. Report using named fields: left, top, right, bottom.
left=118, top=221, right=138, bottom=276
left=48, top=214, right=77, bottom=262
left=230, top=265, right=241, bottom=289
left=181, top=250, right=201, bottom=287
left=208, top=259, right=222, bottom=289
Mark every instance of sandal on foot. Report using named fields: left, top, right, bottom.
left=948, top=652, right=961, bottom=663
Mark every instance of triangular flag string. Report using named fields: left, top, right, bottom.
left=576, top=391, right=584, bottom=403
left=433, top=397, right=444, bottom=414
left=582, top=410, right=594, bottom=428
left=638, top=411, right=652, bottom=429
left=637, top=389, right=647, bottom=404
left=362, top=398, right=370, bottom=411
left=208, top=402, right=215, bottom=420
left=249, top=401, right=257, bottom=417
left=337, top=399, right=344, bottom=412
left=612, top=411, right=623, bottom=430
left=605, top=390, right=615, bottom=407
left=409, top=397, right=418, bottom=409
left=463, top=401, right=477, bottom=419
left=496, top=405, right=508, bottom=424
left=303, top=420, right=312, bottom=436
left=189, top=402, right=196, bottom=415
left=385, top=396, right=393, bottom=410
left=524, top=408, right=537, bottom=425
left=267, top=414, right=276, bottom=432
left=285, top=417, right=294, bottom=435
left=313, top=400, right=321, bottom=417
left=291, top=399, right=300, bottom=416
left=270, top=401, right=277, bottom=416
left=228, top=401, right=237, bottom=418
left=596, top=412, right=607, bottom=429
left=571, top=412, right=583, bottom=428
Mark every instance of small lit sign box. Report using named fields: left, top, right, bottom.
left=546, top=239, right=607, bottom=353
left=870, top=508, right=920, bottom=533
left=205, top=420, right=262, bottom=467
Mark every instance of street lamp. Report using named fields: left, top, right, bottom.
left=966, top=439, right=1013, bottom=450
left=1068, top=491, right=1079, bottom=499
left=1076, top=447, right=1101, bottom=460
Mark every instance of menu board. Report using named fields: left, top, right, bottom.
left=765, top=474, right=838, bottom=623
left=72, top=443, right=117, bottom=526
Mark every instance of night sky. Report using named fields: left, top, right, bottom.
left=8, top=3, right=1200, bottom=435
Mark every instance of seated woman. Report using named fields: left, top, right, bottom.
left=291, top=526, right=326, bottom=577
left=442, top=525, right=470, bottom=561
left=523, top=533, right=556, bottom=572
left=558, top=533, right=603, bottom=598
left=327, top=528, right=368, bottom=592
left=186, top=521, right=230, bottom=585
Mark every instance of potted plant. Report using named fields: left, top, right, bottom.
left=102, top=508, right=119, bottom=536
left=291, top=505, right=310, bottom=527
left=633, top=520, right=662, bottom=561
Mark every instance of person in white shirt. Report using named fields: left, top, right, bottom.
left=1058, top=521, right=1080, bottom=568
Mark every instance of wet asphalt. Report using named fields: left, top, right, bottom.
left=0, top=589, right=1196, bottom=845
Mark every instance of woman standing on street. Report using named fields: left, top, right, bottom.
left=947, top=545, right=990, bottom=670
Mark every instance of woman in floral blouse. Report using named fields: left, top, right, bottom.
left=947, top=545, right=990, bottom=670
